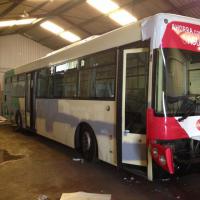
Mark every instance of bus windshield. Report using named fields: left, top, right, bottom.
left=155, top=48, right=200, bottom=117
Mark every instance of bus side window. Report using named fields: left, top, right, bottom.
left=54, top=60, right=78, bottom=98
left=63, top=69, right=78, bottom=98
left=53, top=72, right=64, bottom=98
left=78, top=49, right=116, bottom=99
left=79, top=69, right=93, bottom=98
left=37, top=68, right=52, bottom=98
left=18, top=74, right=26, bottom=97
left=12, top=75, right=18, bottom=97
left=95, top=65, right=115, bottom=98
left=94, top=49, right=116, bottom=98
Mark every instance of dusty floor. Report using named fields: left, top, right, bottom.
left=0, top=125, right=200, bottom=200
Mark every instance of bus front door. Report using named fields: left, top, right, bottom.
left=25, top=72, right=36, bottom=130
left=122, top=48, right=149, bottom=167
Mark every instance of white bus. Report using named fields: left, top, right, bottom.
left=3, top=13, right=200, bottom=180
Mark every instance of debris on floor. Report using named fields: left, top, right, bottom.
left=161, top=178, right=171, bottom=182
left=122, top=176, right=137, bottom=184
left=72, top=157, right=84, bottom=164
left=60, top=192, right=111, bottom=200
left=37, top=194, right=49, bottom=200
left=0, top=116, right=7, bottom=123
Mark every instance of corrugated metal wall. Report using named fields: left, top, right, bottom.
left=0, top=34, right=52, bottom=88
left=0, top=34, right=52, bottom=114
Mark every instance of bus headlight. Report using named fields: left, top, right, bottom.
left=152, top=148, right=158, bottom=158
left=150, top=143, right=174, bottom=174
left=159, top=155, right=166, bottom=166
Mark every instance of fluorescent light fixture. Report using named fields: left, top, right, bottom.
left=87, top=0, right=119, bottom=14
left=40, top=21, right=64, bottom=35
left=15, top=18, right=36, bottom=25
left=0, top=20, right=15, bottom=27
left=109, top=9, right=137, bottom=25
left=60, top=31, right=81, bottom=42
left=0, top=18, right=36, bottom=27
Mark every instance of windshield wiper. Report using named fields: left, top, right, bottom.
left=178, top=98, right=197, bottom=122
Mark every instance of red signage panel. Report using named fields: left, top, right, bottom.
left=162, top=21, right=200, bottom=52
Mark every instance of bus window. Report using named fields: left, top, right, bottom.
left=79, top=69, right=93, bottom=98
left=4, top=77, right=11, bottom=97
left=63, top=69, right=78, bottom=98
left=37, top=68, right=52, bottom=98
left=56, top=63, right=68, bottom=72
left=17, top=74, right=25, bottom=97
left=79, top=49, right=116, bottom=99
left=95, top=65, right=115, bottom=98
left=92, top=50, right=116, bottom=67
left=53, top=60, right=78, bottom=98
left=12, top=75, right=18, bottom=97
left=53, top=71, right=64, bottom=97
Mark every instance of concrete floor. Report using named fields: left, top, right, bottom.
left=0, top=125, right=200, bottom=200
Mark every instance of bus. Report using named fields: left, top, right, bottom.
left=2, top=13, right=200, bottom=181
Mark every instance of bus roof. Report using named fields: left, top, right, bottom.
left=7, top=13, right=199, bottom=75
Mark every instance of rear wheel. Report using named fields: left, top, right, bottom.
left=80, top=125, right=97, bottom=161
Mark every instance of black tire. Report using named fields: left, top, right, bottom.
left=15, top=110, right=22, bottom=131
left=80, top=125, right=97, bottom=161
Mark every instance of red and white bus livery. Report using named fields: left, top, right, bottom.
left=143, top=14, right=200, bottom=178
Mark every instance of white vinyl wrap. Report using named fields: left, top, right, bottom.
left=141, top=13, right=200, bottom=49
left=176, top=116, right=200, bottom=140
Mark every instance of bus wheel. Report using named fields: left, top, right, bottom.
left=15, top=110, right=22, bottom=131
left=80, top=125, right=97, bottom=161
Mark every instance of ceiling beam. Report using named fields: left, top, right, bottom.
left=77, top=0, right=146, bottom=27
left=165, top=0, right=183, bottom=15
left=37, top=0, right=147, bottom=47
left=168, top=0, right=200, bottom=13
left=0, top=0, right=25, bottom=17
left=0, top=1, right=51, bottom=20
left=17, top=0, right=85, bottom=34
left=38, top=15, right=93, bottom=43
left=0, top=0, right=85, bottom=37
left=0, top=1, right=50, bottom=35
left=0, top=1, right=10, bottom=6
left=59, top=16, right=92, bottom=35
left=28, top=0, right=50, bottom=15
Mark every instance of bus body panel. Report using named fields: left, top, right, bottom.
left=35, top=99, right=117, bottom=165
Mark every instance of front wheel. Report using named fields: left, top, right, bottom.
left=80, top=125, right=97, bottom=161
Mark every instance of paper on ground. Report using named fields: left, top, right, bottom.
left=60, top=192, right=111, bottom=200
left=0, top=116, right=7, bottom=123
